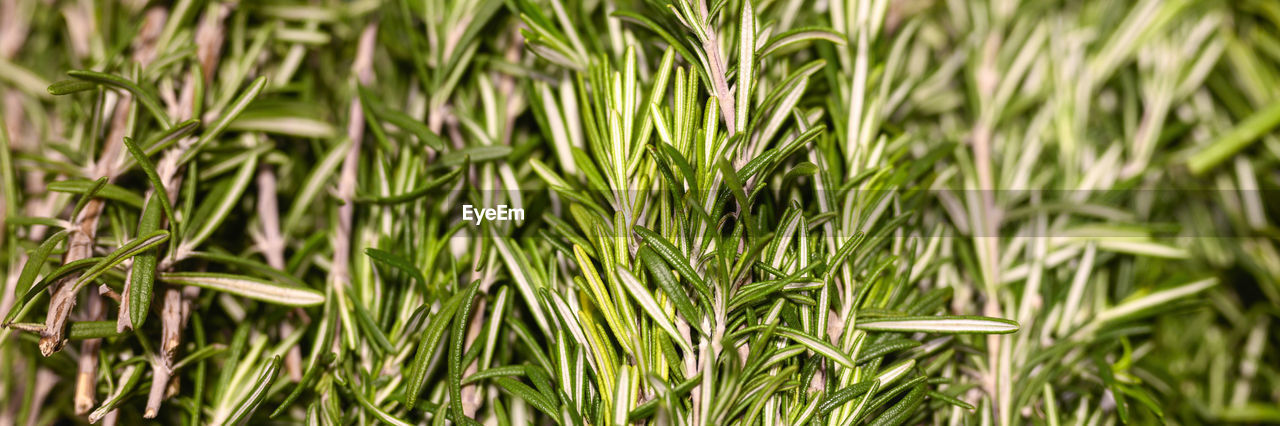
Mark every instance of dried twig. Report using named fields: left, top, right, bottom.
left=255, top=165, right=303, bottom=380
left=329, top=22, right=377, bottom=349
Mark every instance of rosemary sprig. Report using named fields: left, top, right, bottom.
left=1, top=0, right=1278, bottom=424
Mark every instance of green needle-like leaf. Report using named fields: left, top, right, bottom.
left=180, top=76, right=268, bottom=165
left=617, top=266, right=693, bottom=353
left=47, top=180, right=144, bottom=209
left=449, top=279, right=483, bottom=424
left=127, top=198, right=164, bottom=329
left=855, top=316, right=1020, bottom=334
left=776, top=327, right=856, bottom=369
left=67, top=70, right=172, bottom=128
left=404, top=287, right=470, bottom=410
left=12, top=230, right=68, bottom=299
left=73, top=230, right=170, bottom=291
left=121, top=137, right=177, bottom=232
left=364, top=248, right=427, bottom=285
left=1187, top=99, right=1280, bottom=175
left=158, top=272, right=324, bottom=306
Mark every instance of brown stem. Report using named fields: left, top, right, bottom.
left=131, top=6, right=226, bottom=417
left=256, top=165, right=304, bottom=380
left=74, top=286, right=106, bottom=415
left=101, top=409, right=119, bottom=426
left=23, top=369, right=59, bottom=426
left=45, top=0, right=164, bottom=373
left=195, top=5, right=230, bottom=86
left=255, top=167, right=287, bottom=270
left=42, top=84, right=131, bottom=352
left=0, top=0, right=31, bottom=59
left=973, top=32, right=1005, bottom=423
left=143, top=287, right=182, bottom=418
left=701, top=34, right=737, bottom=133
left=330, top=23, right=378, bottom=350
left=40, top=195, right=108, bottom=355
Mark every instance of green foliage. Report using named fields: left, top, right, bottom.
left=0, top=0, right=1278, bottom=424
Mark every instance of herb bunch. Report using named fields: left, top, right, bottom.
left=1, top=0, right=1278, bottom=425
